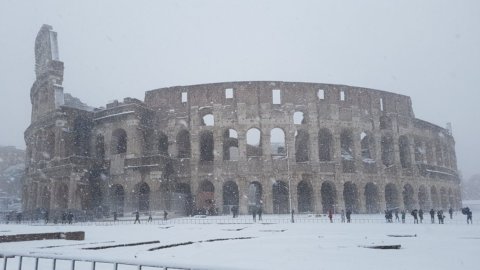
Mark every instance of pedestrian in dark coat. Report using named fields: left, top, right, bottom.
left=418, top=209, right=424, bottom=223
left=437, top=210, right=444, bottom=224
left=346, top=209, right=352, bottom=223
left=62, top=212, right=67, bottom=224
left=163, top=210, right=168, bottom=221
left=467, top=209, right=473, bottom=224
left=449, top=207, right=453, bottom=219
left=411, top=209, right=419, bottom=224
left=67, top=212, right=73, bottom=224
left=394, top=209, right=399, bottom=222
left=148, top=213, right=153, bottom=222
left=16, top=212, right=22, bottom=224
left=252, top=208, right=257, bottom=222
left=134, top=211, right=140, bottom=224
left=328, top=209, right=333, bottom=223
left=291, top=209, right=295, bottom=223
left=401, top=210, right=406, bottom=223
left=258, top=207, right=263, bottom=221
left=113, top=211, right=117, bottom=222
left=44, top=210, right=49, bottom=224
left=430, top=209, right=435, bottom=223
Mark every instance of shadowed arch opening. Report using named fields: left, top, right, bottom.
left=343, top=182, right=359, bottom=213
left=272, top=181, right=289, bottom=214
left=110, top=184, right=125, bottom=215
left=135, top=182, right=150, bottom=211
left=223, top=181, right=239, bottom=214
left=199, top=131, right=214, bottom=162
left=297, top=180, right=313, bottom=213
left=197, top=180, right=215, bottom=214
left=318, top=128, right=333, bottom=161
left=176, top=130, right=191, bottom=158
left=248, top=181, right=263, bottom=213
left=399, top=135, right=411, bottom=168
left=418, top=185, right=428, bottom=210
left=340, top=129, right=355, bottom=172
left=56, top=183, right=69, bottom=209
left=380, top=115, right=392, bottom=130
left=364, top=183, right=380, bottom=213
left=381, top=134, right=395, bottom=167
left=270, top=128, right=286, bottom=156
left=321, top=181, right=337, bottom=213
left=173, top=183, right=192, bottom=216
left=111, top=129, right=127, bottom=154
left=295, top=130, right=309, bottom=162
left=158, top=132, right=169, bottom=155
left=430, top=186, right=440, bottom=209
left=385, top=183, right=399, bottom=210
left=223, top=129, right=239, bottom=161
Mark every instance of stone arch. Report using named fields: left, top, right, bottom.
left=435, top=141, right=444, bottom=166
left=248, top=181, right=263, bottom=213
left=297, top=180, right=313, bottom=213
left=384, top=183, right=399, bottom=210
left=41, top=186, right=51, bottom=210
left=364, top=182, right=380, bottom=213
left=381, top=134, right=395, bottom=167
left=111, top=128, right=127, bottom=154
left=223, top=181, right=239, bottom=214
left=158, top=132, right=169, bottom=155
left=270, top=128, right=286, bottom=156
left=272, top=180, right=289, bottom=214
left=223, top=129, right=239, bottom=161
left=110, top=184, right=125, bottom=215
left=380, top=115, right=392, bottom=130
left=343, top=182, right=359, bottom=213
left=199, top=107, right=214, bottom=126
left=399, top=135, right=411, bottom=168
left=135, top=182, right=150, bottom=211
left=414, top=138, right=425, bottom=164
left=340, top=129, right=355, bottom=172
left=176, top=130, right=191, bottom=158
left=73, top=117, right=91, bottom=156
left=56, top=183, right=69, bottom=209
left=45, top=130, right=55, bottom=160
left=418, top=185, right=428, bottom=210
left=321, top=181, right=337, bottom=213
left=173, top=183, right=192, bottom=216
left=197, top=180, right=215, bottom=214
left=318, top=128, right=333, bottom=161
left=246, top=128, right=262, bottom=157
left=360, top=131, right=376, bottom=161
left=293, top=111, right=306, bottom=125
left=295, top=129, right=309, bottom=162
left=440, top=187, right=448, bottom=210
left=426, top=141, right=434, bottom=165
left=430, top=186, right=440, bottom=209
left=199, top=131, right=214, bottom=162
left=402, top=183, right=415, bottom=210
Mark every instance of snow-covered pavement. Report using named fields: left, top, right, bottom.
left=0, top=214, right=478, bottom=270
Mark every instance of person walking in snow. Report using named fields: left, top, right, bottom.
left=328, top=209, right=333, bottom=223
left=394, top=209, right=399, bottom=222
left=291, top=209, right=295, bottom=223
left=252, top=207, right=257, bottom=222
left=411, top=209, right=419, bottom=224
left=44, top=210, right=49, bottom=224
left=148, top=213, right=153, bottom=222
left=449, top=207, right=454, bottom=219
left=341, top=210, right=345, bottom=223
left=163, top=210, right=168, bottom=221
left=418, top=209, right=424, bottom=223
left=258, top=207, right=263, bottom=221
left=346, top=209, right=352, bottom=223
left=401, top=210, right=406, bottom=223
left=113, top=211, right=117, bottom=222
left=134, top=211, right=140, bottom=224
left=467, top=209, right=472, bottom=224
left=430, top=209, right=435, bottom=223
left=437, top=210, right=444, bottom=224
left=67, top=212, right=73, bottom=224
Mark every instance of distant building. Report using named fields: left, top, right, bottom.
left=23, top=25, right=461, bottom=218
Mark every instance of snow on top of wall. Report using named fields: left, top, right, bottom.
left=63, top=93, right=94, bottom=111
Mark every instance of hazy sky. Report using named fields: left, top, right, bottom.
left=0, top=0, right=479, bottom=179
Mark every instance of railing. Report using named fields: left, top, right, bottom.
left=0, top=251, right=239, bottom=270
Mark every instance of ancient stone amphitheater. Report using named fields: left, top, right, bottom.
left=23, top=25, right=461, bottom=218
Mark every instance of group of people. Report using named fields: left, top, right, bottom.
left=131, top=210, right=169, bottom=224
left=383, top=207, right=473, bottom=224
left=340, top=209, right=353, bottom=223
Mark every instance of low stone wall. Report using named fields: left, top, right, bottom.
left=0, top=231, right=84, bottom=243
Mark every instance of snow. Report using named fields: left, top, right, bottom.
left=93, top=111, right=135, bottom=121
left=1, top=214, right=478, bottom=270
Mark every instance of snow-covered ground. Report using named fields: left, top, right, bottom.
left=0, top=214, right=478, bottom=270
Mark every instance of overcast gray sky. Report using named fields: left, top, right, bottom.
left=0, top=0, right=479, bottom=180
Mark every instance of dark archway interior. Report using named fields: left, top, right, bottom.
left=321, top=182, right=336, bottom=213
left=272, top=181, right=289, bottom=214
left=385, top=183, right=399, bottom=210
left=297, top=181, right=313, bottom=213
left=364, top=183, right=380, bottom=213
left=343, top=182, right=359, bottom=213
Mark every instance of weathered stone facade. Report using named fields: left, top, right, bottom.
left=23, top=25, right=461, bottom=217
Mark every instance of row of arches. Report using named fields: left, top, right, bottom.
left=106, top=180, right=461, bottom=215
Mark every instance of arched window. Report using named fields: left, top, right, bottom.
left=295, top=130, right=309, bottom=162
left=158, top=132, right=169, bottom=155
left=176, top=130, right=191, bottom=158
left=399, top=135, right=411, bottom=168
left=199, top=131, right=214, bottom=162
left=246, top=128, right=262, bottom=157
left=340, top=129, right=355, bottom=172
left=318, top=128, right=333, bottom=161
left=381, top=134, right=395, bottom=166
left=360, top=132, right=375, bottom=162
left=223, top=129, right=239, bottom=161
left=270, top=128, right=286, bottom=156
left=111, top=129, right=127, bottom=154
left=293, top=111, right=305, bottom=124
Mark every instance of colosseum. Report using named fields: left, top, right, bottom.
left=23, top=25, right=461, bottom=218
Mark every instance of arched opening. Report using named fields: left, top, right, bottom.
left=111, top=129, right=127, bottom=154
left=418, top=185, right=428, bottom=210
left=199, top=131, right=214, bottom=162
left=196, top=180, right=215, bottom=214
left=173, top=183, right=192, bottom=216
left=158, top=132, right=169, bottom=155
left=399, top=135, right=411, bottom=168
left=201, top=114, right=214, bottom=126
left=340, top=129, right=355, bottom=172
left=246, top=128, right=262, bottom=157
left=343, top=182, right=359, bottom=213
left=272, top=181, right=289, bottom=214
left=321, top=181, right=337, bottom=213
left=295, top=130, right=309, bottom=162
left=435, top=141, right=444, bottom=166
left=110, top=184, right=125, bottom=215
left=440, top=187, right=448, bottom=210
left=426, top=142, right=434, bottom=165
left=430, top=186, right=440, bottom=209
left=222, top=181, right=239, bottom=214
left=381, top=134, right=395, bottom=167
left=402, top=183, right=415, bottom=210
left=176, top=130, right=191, bottom=158
left=384, top=183, right=399, bottom=210
left=414, top=138, right=425, bottom=164
left=158, top=183, right=172, bottom=211
left=360, top=132, right=375, bottom=162
left=223, top=129, right=239, bottom=161
left=45, top=130, right=55, bottom=160
left=364, top=183, right=380, bottom=213
left=56, top=183, right=69, bottom=209
left=95, top=134, right=105, bottom=159
left=318, top=128, right=333, bottom=161
left=41, top=186, right=51, bottom=210
left=270, top=128, right=286, bottom=157
left=380, top=115, right=392, bottom=130
left=135, top=182, right=150, bottom=212
left=293, top=111, right=306, bottom=124
left=248, top=181, right=262, bottom=213
left=73, top=118, right=90, bottom=156
left=297, top=181, right=313, bottom=213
